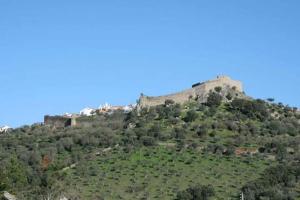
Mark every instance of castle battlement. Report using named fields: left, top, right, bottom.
left=139, top=75, right=243, bottom=108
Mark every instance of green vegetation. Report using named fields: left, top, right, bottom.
left=176, top=184, right=215, bottom=200
left=0, top=94, right=300, bottom=199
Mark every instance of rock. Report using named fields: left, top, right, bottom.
left=128, top=123, right=136, bottom=129
left=62, top=163, right=77, bottom=171
left=266, top=155, right=276, bottom=161
left=3, top=191, right=17, bottom=200
left=102, top=147, right=112, bottom=153
left=70, top=164, right=76, bottom=169
left=59, top=196, right=68, bottom=200
left=62, top=166, right=70, bottom=171
left=287, top=147, right=295, bottom=154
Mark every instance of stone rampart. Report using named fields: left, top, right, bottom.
left=44, top=115, right=77, bottom=128
left=139, top=88, right=196, bottom=108
left=139, top=75, right=243, bottom=108
left=203, top=75, right=243, bottom=92
left=44, top=115, right=106, bottom=128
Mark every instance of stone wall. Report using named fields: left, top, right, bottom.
left=139, top=75, right=243, bottom=108
left=139, top=88, right=196, bottom=108
left=75, top=115, right=106, bottom=128
left=44, top=116, right=75, bottom=128
left=44, top=115, right=106, bottom=128
left=203, top=75, right=243, bottom=93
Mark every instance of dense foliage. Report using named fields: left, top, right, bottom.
left=175, top=184, right=215, bottom=200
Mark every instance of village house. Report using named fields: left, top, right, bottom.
left=80, top=107, right=96, bottom=116
left=0, top=125, right=11, bottom=133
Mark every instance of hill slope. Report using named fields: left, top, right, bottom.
left=1, top=93, right=300, bottom=199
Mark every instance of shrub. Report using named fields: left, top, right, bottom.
left=226, top=93, right=233, bottom=101
left=228, top=99, right=269, bottom=121
left=225, top=120, right=239, bottom=132
left=214, top=86, right=222, bottom=93
left=196, top=125, right=208, bottom=137
left=172, top=128, right=186, bottom=139
left=175, top=184, right=215, bottom=200
left=148, top=123, right=161, bottom=138
left=206, top=92, right=222, bottom=107
left=140, top=136, right=155, bottom=146
left=184, top=110, right=198, bottom=122
left=165, top=99, right=175, bottom=106
left=242, top=164, right=300, bottom=200
left=60, top=137, right=74, bottom=152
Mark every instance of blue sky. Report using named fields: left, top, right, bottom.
left=0, top=0, right=300, bottom=127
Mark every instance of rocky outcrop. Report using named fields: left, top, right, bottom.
left=3, top=191, right=17, bottom=200
left=59, top=196, right=68, bottom=200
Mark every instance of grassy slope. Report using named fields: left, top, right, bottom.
left=59, top=147, right=273, bottom=199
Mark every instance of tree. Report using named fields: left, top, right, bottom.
left=173, top=127, right=186, bottom=140
left=140, top=136, right=155, bottom=146
left=228, top=99, right=269, bottom=121
left=196, top=125, right=208, bottom=137
left=165, top=99, right=175, bottom=106
left=5, top=156, right=27, bottom=190
left=148, top=123, right=161, bottom=138
left=184, top=110, right=198, bottom=122
left=214, top=86, right=222, bottom=93
left=0, top=168, right=8, bottom=192
left=206, top=92, right=222, bottom=107
left=175, top=184, right=215, bottom=200
left=226, top=93, right=233, bottom=101
left=241, top=164, right=299, bottom=200
left=176, top=191, right=193, bottom=200
left=59, top=137, right=74, bottom=152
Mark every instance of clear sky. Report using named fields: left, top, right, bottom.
left=1, top=0, right=300, bottom=127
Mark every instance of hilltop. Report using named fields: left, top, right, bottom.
left=41, top=76, right=246, bottom=129
left=139, top=75, right=245, bottom=108
left=0, top=76, right=300, bottom=200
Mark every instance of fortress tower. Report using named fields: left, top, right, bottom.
left=138, top=75, right=243, bottom=108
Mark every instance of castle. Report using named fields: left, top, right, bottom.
left=138, top=75, right=243, bottom=108
left=44, top=76, right=243, bottom=128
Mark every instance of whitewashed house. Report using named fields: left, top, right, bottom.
left=99, top=103, right=112, bottom=111
left=0, top=125, right=11, bottom=133
left=64, top=113, right=73, bottom=117
left=123, top=104, right=136, bottom=113
left=98, top=103, right=136, bottom=113
left=80, top=107, right=96, bottom=116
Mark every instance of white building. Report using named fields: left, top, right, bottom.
left=99, top=103, right=112, bottom=110
left=98, top=103, right=136, bottom=113
left=80, top=107, right=96, bottom=116
left=0, top=125, right=11, bottom=133
left=64, top=113, right=73, bottom=117
left=123, top=104, right=136, bottom=112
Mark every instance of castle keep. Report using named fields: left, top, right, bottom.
left=138, top=76, right=243, bottom=108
